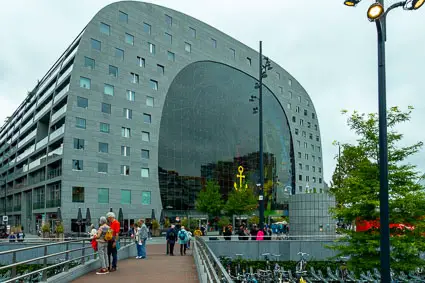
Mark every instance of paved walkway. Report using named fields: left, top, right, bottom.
left=72, top=244, right=198, bottom=283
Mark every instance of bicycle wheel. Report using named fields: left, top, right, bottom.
left=295, top=261, right=303, bottom=273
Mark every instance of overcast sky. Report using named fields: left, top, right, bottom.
left=0, top=0, right=424, bottom=183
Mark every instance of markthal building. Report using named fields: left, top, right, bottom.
left=0, top=1, right=324, bottom=232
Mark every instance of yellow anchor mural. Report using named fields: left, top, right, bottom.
left=234, top=166, right=248, bottom=191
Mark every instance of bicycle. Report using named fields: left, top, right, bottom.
left=338, top=256, right=349, bottom=281
left=235, top=253, right=245, bottom=275
left=261, top=252, right=271, bottom=270
left=295, top=252, right=309, bottom=274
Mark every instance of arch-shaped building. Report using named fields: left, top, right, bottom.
left=0, top=1, right=323, bottom=231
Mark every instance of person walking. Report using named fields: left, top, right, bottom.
left=166, top=224, right=177, bottom=256
left=106, top=212, right=120, bottom=272
left=138, top=219, right=149, bottom=259
left=194, top=227, right=202, bottom=237
left=178, top=226, right=189, bottom=256
left=256, top=228, right=264, bottom=241
left=132, top=223, right=143, bottom=258
left=96, top=216, right=110, bottom=275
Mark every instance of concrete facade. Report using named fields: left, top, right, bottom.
left=0, top=1, right=324, bottom=232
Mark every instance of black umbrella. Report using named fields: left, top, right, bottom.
left=109, top=207, right=113, bottom=212
left=151, top=209, right=156, bottom=220
left=85, top=208, right=91, bottom=226
left=76, top=207, right=83, bottom=238
left=56, top=207, right=62, bottom=222
left=118, top=208, right=124, bottom=227
left=160, top=209, right=165, bottom=224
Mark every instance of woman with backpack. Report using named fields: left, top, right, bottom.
left=178, top=226, right=189, bottom=256
left=96, top=216, right=110, bottom=275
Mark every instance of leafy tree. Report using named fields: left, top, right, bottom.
left=224, top=183, right=258, bottom=217
left=329, top=106, right=425, bottom=272
left=195, top=180, right=224, bottom=219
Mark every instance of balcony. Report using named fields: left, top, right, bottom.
left=6, top=173, right=15, bottom=181
left=11, top=131, right=19, bottom=142
left=33, top=202, right=44, bottom=210
left=51, top=104, right=67, bottom=122
left=35, top=136, right=48, bottom=150
left=57, top=65, right=73, bottom=86
left=22, top=104, right=35, bottom=121
left=6, top=206, right=13, bottom=212
left=29, top=155, right=47, bottom=170
left=47, top=146, right=63, bottom=160
left=28, top=174, right=45, bottom=186
left=49, top=125, right=65, bottom=141
left=34, top=100, right=52, bottom=121
left=54, top=84, right=69, bottom=104
left=47, top=167, right=62, bottom=179
left=18, top=129, right=37, bottom=149
left=46, top=199, right=60, bottom=208
left=37, top=84, right=55, bottom=106
left=13, top=205, right=21, bottom=211
left=16, top=145, right=35, bottom=162
left=15, top=182, right=26, bottom=190
left=19, top=118, right=33, bottom=135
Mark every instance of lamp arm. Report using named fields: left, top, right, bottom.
left=379, top=1, right=405, bottom=42
left=383, top=1, right=406, bottom=18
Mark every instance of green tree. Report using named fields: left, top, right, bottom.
left=329, top=106, right=425, bottom=272
left=195, top=180, right=224, bottom=218
left=224, top=185, right=258, bottom=217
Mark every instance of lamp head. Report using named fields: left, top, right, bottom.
left=344, top=0, right=361, bottom=6
left=367, top=2, right=384, bottom=21
left=405, top=0, right=425, bottom=9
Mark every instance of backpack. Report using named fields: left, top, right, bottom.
left=169, top=230, right=175, bottom=239
left=178, top=230, right=186, bottom=241
left=104, top=228, right=114, bottom=241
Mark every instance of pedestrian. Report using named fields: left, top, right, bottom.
left=263, top=227, right=272, bottom=240
left=166, top=224, right=177, bottom=256
left=223, top=224, right=232, bottom=240
left=88, top=224, right=97, bottom=238
left=17, top=227, right=25, bottom=242
left=178, top=226, right=189, bottom=256
left=250, top=225, right=258, bottom=241
left=132, top=223, right=142, bottom=258
left=256, top=228, right=264, bottom=241
left=186, top=230, right=192, bottom=249
left=237, top=225, right=246, bottom=240
left=138, top=219, right=149, bottom=259
left=106, top=212, right=120, bottom=272
left=96, top=216, right=110, bottom=275
left=194, top=227, right=202, bottom=237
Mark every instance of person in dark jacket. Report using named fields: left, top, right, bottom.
left=166, top=225, right=177, bottom=256
left=263, top=227, right=272, bottom=240
left=250, top=225, right=258, bottom=241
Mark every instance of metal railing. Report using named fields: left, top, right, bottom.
left=0, top=237, right=132, bottom=283
left=194, top=237, right=234, bottom=283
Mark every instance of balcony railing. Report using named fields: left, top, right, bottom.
left=46, top=199, right=61, bottom=208
left=29, top=155, right=46, bottom=170
left=33, top=202, right=45, bottom=210
left=35, top=136, right=48, bottom=150
left=22, top=164, right=29, bottom=173
left=15, top=182, right=26, bottom=190
left=11, top=131, right=19, bottom=142
left=49, top=125, right=65, bottom=141
left=37, top=84, right=55, bottom=107
left=6, top=173, right=15, bottom=181
left=34, top=101, right=52, bottom=121
left=19, top=118, right=33, bottom=135
left=51, top=105, right=67, bottom=122
left=18, top=129, right=37, bottom=149
left=47, top=167, right=62, bottom=179
left=6, top=206, right=13, bottom=212
left=16, top=144, right=35, bottom=162
left=13, top=205, right=21, bottom=211
left=47, top=146, right=63, bottom=160
left=57, top=65, right=73, bottom=86
left=54, top=84, right=69, bottom=104
left=22, top=104, right=35, bottom=121
left=28, top=174, right=45, bottom=186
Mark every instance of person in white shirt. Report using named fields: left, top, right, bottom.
left=89, top=224, right=97, bottom=238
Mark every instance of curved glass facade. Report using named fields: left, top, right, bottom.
left=158, top=61, right=294, bottom=212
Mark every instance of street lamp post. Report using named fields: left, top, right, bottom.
left=250, top=41, right=272, bottom=229
left=1, top=179, right=6, bottom=217
left=343, top=0, right=423, bottom=282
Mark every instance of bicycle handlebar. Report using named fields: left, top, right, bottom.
left=297, top=252, right=309, bottom=256
left=261, top=253, right=271, bottom=256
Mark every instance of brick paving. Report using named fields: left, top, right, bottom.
left=72, top=244, right=199, bottom=282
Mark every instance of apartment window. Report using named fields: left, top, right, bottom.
left=300, top=119, right=304, bottom=126
left=115, top=48, right=124, bottom=60
left=276, top=72, right=281, bottom=80
left=306, top=100, right=310, bottom=106
left=77, top=96, right=88, bottom=108
left=72, top=187, right=84, bottom=203
left=143, top=113, right=151, bottom=124
left=73, top=138, right=84, bottom=150
left=143, top=22, right=151, bottom=34
left=150, top=80, right=158, bottom=90
left=104, top=84, right=114, bottom=96
left=247, top=57, right=251, bottom=66
left=319, top=167, right=322, bottom=173
left=319, top=178, right=322, bottom=184
left=123, top=108, right=132, bottom=119
left=211, top=38, right=217, bottom=48
left=299, top=186, right=303, bottom=192
left=189, top=27, right=196, bottom=38
left=289, top=79, right=292, bottom=86
left=137, top=56, right=145, bottom=67
left=304, top=142, right=308, bottom=149
left=120, top=165, right=130, bottom=175
left=319, top=156, right=322, bottom=163
left=72, top=160, right=83, bottom=171
left=306, top=165, right=310, bottom=171
left=229, top=48, right=236, bottom=59
left=307, top=122, right=311, bottom=129
left=306, top=176, right=310, bottom=182
left=100, top=122, right=110, bottom=133
left=309, top=133, right=313, bottom=140
left=316, top=136, right=320, bottom=142
left=295, top=106, right=300, bottom=113
left=119, top=11, right=128, bottom=23
left=299, top=175, right=302, bottom=181
left=298, top=96, right=301, bottom=103
left=302, top=131, right=306, bottom=138
left=165, top=14, right=172, bottom=27
left=80, top=77, right=91, bottom=89
left=98, top=162, right=108, bottom=173
left=141, top=149, right=150, bottom=159
left=185, top=42, right=191, bottom=53
left=100, top=22, right=110, bottom=35
left=298, top=152, right=302, bottom=158
left=142, top=191, right=151, bottom=205
left=101, top=103, right=111, bottom=114
left=312, top=113, right=316, bottom=119
left=312, top=166, right=316, bottom=172
left=305, top=153, right=309, bottom=160
left=121, top=146, right=130, bottom=156
left=146, top=96, right=154, bottom=107
left=311, top=144, right=315, bottom=151
left=130, top=72, right=139, bottom=84
left=295, top=129, right=299, bottom=135
left=125, top=33, right=134, bottom=45
left=121, top=127, right=131, bottom=138
left=91, top=39, right=101, bottom=51
left=297, top=140, right=301, bottom=147
left=121, top=190, right=131, bottom=204
left=84, top=57, right=95, bottom=69
left=289, top=91, right=293, bottom=99
left=292, top=116, right=296, bottom=123
left=98, top=142, right=109, bottom=153
left=312, top=155, right=316, bottom=162
left=304, top=109, right=308, bottom=116
left=287, top=103, right=291, bottom=110
left=109, top=65, right=118, bottom=77
left=75, top=117, right=86, bottom=129
left=142, top=131, right=150, bottom=142
left=314, top=124, right=318, bottom=131
left=165, top=32, right=172, bottom=44
left=167, top=51, right=175, bottom=62
left=141, top=168, right=149, bottom=178
left=126, top=90, right=135, bottom=101
left=148, top=42, right=155, bottom=54
left=157, top=64, right=165, bottom=75
left=98, top=188, right=109, bottom=204
left=298, top=163, right=303, bottom=170
left=318, top=146, right=321, bottom=152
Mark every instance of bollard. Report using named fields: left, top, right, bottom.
left=64, top=242, right=69, bottom=272
left=11, top=251, right=17, bottom=279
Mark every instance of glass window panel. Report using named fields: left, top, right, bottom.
left=101, top=103, right=111, bottom=114
left=80, top=77, right=91, bottom=89
left=75, top=117, right=86, bottom=129
left=141, top=168, right=149, bottom=178
left=91, top=39, right=101, bottom=51
left=141, top=149, right=150, bottom=159
left=157, top=64, right=164, bottom=75
left=143, top=114, right=151, bottom=124
left=142, top=131, right=150, bottom=142
left=142, top=191, right=151, bottom=205
left=72, top=160, right=83, bottom=170
left=98, top=162, right=108, bottom=173
left=185, top=42, right=191, bottom=53
left=98, top=188, right=109, bottom=203
left=119, top=11, right=128, bottom=23
left=143, top=23, right=151, bottom=34
left=167, top=51, right=175, bottom=62
left=165, top=14, right=172, bottom=27
left=73, top=138, right=84, bottom=150
left=165, top=32, right=172, bottom=44
left=125, top=33, right=134, bottom=45
left=150, top=80, right=158, bottom=90
left=126, top=90, right=135, bottom=101
left=137, top=56, right=145, bottom=67
left=115, top=48, right=124, bottom=60
left=189, top=27, right=196, bottom=38
left=84, top=57, right=95, bottom=69
left=104, top=84, right=114, bottom=96
left=148, top=43, right=155, bottom=54
left=121, top=146, right=130, bottom=156
left=98, top=142, right=109, bottom=153
left=100, top=122, right=110, bottom=133
left=77, top=96, right=88, bottom=108
left=109, top=65, right=118, bottom=77
left=211, top=38, right=217, bottom=48
left=100, top=23, right=110, bottom=35
left=146, top=96, right=154, bottom=107
left=121, top=189, right=131, bottom=204
left=72, top=187, right=84, bottom=203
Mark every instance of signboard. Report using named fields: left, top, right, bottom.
left=259, top=195, right=264, bottom=201
left=2, top=216, right=7, bottom=223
